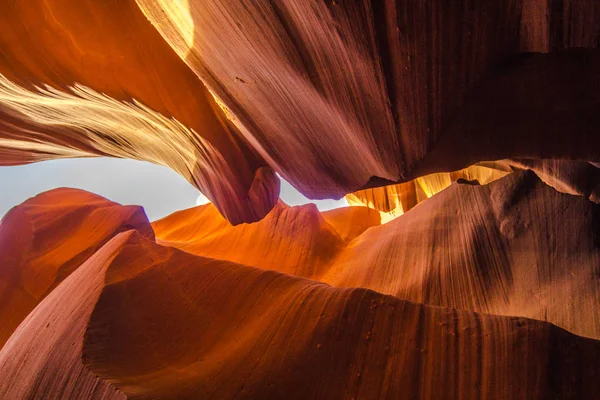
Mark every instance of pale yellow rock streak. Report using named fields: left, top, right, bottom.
left=0, top=73, right=228, bottom=195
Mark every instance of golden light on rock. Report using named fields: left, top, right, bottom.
left=1, top=1, right=600, bottom=398
left=137, top=0, right=195, bottom=57
left=346, top=165, right=511, bottom=220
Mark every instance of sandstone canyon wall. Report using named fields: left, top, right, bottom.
left=1, top=0, right=600, bottom=399
left=1, top=1, right=600, bottom=223
left=1, top=173, right=600, bottom=398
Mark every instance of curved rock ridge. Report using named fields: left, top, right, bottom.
left=0, top=188, right=154, bottom=348
left=319, top=204, right=382, bottom=242
left=325, top=170, right=600, bottom=339
left=2, top=2, right=600, bottom=223
left=0, top=231, right=136, bottom=400
left=153, top=201, right=380, bottom=279
left=1, top=230, right=599, bottom=399
left=504, top=159, right=600, bottom=203
left=1, top=1, right=600, bottom=396
left=155, top=171, right=600, bottom=339
left=139, top=1, right=600, bottom=201
left=346, top=164, right=512, bottom=219
left=347, top=160, right=600, bottom=218
left=0, top=0, right=278, bottom=224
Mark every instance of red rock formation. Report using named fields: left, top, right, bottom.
left=83, top=232, right=600, bottom=399
left=153, top=201, right=351, bottom=279
left=0, top=188, right=153, bottom=348
left=0, top=0, right=278, bottom=224
left=2, top=1, right=600, bottom=222
left=346, top=164, right=512, bottom=218
left=1, top=228, right=599, bottom=399
left=326, top=171, right=600, bottom=340
left=503, top=159, right=600, bottom=203
left=1, top=1, right=600, bottom=398
left=346, top=161, right=600, bottom=220
left=0, top=232, right=131, bottom=400
left=154, top=171, right=600, bottom=340
left=139, top=0, right=600, bottom=203
left=0, top=172, right=599, bottom=397
left=320, top=205, right=382, bottom=241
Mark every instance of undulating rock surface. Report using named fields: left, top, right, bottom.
left=345, top=164, right=512, bottom=218
left=1, top=171, right=600, bottom=398
left=0, top=188, right=153, bottom=348
left=0, top=0, right=278, bottom=224
left=346, top=161, right=600, bottom=219
left=139, top=0, right=600, bottom=203
left=155, top=171, right=600, bottom=340
left=1, top=1, right=600, bottom=398
left=2, top=1, right=600, bottom=222
left=0, top=216, right=599, bottom=399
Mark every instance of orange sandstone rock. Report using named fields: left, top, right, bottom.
left=0, top=0, right=278, bottom=224
left=1, top=230, right=599, bottom=399
left=3, top=2, right=600, bottom=222
left=155, top=171, right=600, bottom=340
left=0, top=188, right=153, bottom=348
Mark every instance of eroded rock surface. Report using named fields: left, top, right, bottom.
left=1, top=1, right=600, bottom=398
left=2, top=1, right=600, bottom=222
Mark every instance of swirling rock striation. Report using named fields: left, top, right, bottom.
left=0, top=228, right=599, bottom=399
left=2, top=1, right=600, bottom=222
left=155, top=171, right=600, bottom=340
left=139, top=0, right=600, bottom=203
left=0, top=1, right=600, bottom=398
left=0, top=173, right=599, bottom=398
left=0, top=0, right=278, bottom=224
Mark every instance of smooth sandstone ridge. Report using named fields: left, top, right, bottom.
left=1, top=1, right=600, bottom=399
left=0, top=188, right=154, bottom=348
left=154, top=171, right=600, bottom=340
left=1, top=171, right=600, bottom=398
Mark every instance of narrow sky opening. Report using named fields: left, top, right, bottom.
left=0, top=158, right=348, bottom=221
left=278, top=175, right=348, bottom=211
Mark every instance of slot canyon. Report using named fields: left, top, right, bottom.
left=0, top=1, right=600, bottom=399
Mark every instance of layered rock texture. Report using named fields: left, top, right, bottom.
left=154, top=171, right=600, bottom=340
left=2, top=0, right=600, bottom=224
left=1, top=0, right=600, bottom=399
left=1, top=172, right=600, bottom=399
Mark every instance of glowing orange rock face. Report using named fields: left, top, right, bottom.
left=1, top=1, right=600, bottom=398
left=346, top=160, right=600, bottom=221
left=0, top=183, right=599, bottom=399
left=1, top=171, right=600, bottom=398
left=346, top=164, right=511, bottom=220
left=152, top=201, right=380, bottom=279
left=154, top=171, right=600, bottom=340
